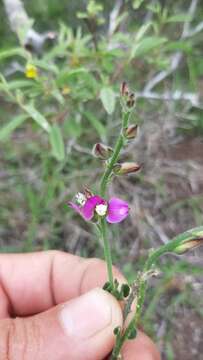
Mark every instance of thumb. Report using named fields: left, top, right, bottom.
left=0, top=288, right=122, bottom=360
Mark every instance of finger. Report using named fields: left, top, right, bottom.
left=121, top=331, right=161, bottom=360
left=0, top=251, right=125, bottom=317
left=0, top=288, right=123, bottom=360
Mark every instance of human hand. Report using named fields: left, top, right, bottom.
left=0, top=251, right=160, bottom=360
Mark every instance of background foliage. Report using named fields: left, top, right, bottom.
left=0, top=1, right=203, bottom=359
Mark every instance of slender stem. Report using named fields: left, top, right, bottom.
left=111, top=225, right=203, bottom=359
left=135, top=225, right=203, bottom=321
left=100, top=134, right=123, bottom=197
left=100, top=217, right=114, bottom=287
left=100, top=110, right=131, bottom=197
left=99, top=109, right=131, bottom=288
left=111, top=337, right=125, bottom=360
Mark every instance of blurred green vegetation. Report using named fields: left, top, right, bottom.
left=0, top=1, right=203, bottom=359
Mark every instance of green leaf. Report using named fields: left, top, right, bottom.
left=56, top=68, right=88, bottom=86
left=113, top=326, right=121, bottom=336
left=0, top=47, right=28, bottom=61
left=0, top=73, right=9, bottom=91
left=100, top=87, right=116, bottom=115
left=7, top=80, right=34, bottom=91
left=121, top=283, right=130, bottom=298
left=51, top=89, right=65, bottom=105
left=131, top=36, right=167, bottom=58
left=22, top=104, right=51, bottom=133
left=166, top=14, right=192, bottom=23
left=135, top=22, right=152, bottom=42
left=63, top=118, right=82, bottom=139
left=127, top=326, right=137, bottom=340
left=146, top=2, right=161, bottom=13
left=77, top=11, right=88, bottom=19
left=84, top=111, right=106, bottom=138
left=49, top=124, right=65, bottom=161
left=164, top=41, right=192, bottom=53
left=133, top=0, right=145, bottom=10
left=0, top=114, right=28, bottom=141
left=33, top=59, right=59, bottom=75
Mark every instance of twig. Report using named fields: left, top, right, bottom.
left=3, top=0, right=56, bottom=53
left=144, top=0, right=199, bottom=93
left=136, top=90, right=200, bottom=106
left=185, top=21, right=203, bottom=37
left=108, top=0, right=123, bottom=37
left=145, top=211, right=170, bottom=244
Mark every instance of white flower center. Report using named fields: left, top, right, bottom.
left=95, top=204, right=108, bottom=216
left=75, top=192, right=86, bottom=206
left=119, top=208, right=127, bottom=215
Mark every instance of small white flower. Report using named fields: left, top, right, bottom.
left=95, top=204, right=108, bottom=216
left=75, top=192, right=86, bottom=206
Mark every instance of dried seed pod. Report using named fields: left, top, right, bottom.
left=174, top=237, right=203, bottom=254
left=123, top=124, right=138, bottom=139
left=113, top=162, right=141, bottom=175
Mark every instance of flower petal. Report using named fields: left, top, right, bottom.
left=68, top=201, right=81, bottom=214
left=68, top=201, right=82, bottom=215
left=106, top=197, right=129, bottom=223
left=82, top=195, right=106, bottom=220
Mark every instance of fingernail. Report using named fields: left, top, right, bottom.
left=59, top=288, right=112, bottom=340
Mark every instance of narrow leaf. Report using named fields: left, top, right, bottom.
left=135, top=23, right=152, bottom=41
left=0, top=48, right=27, bottom=61
left=131, top=36, right=167, bottom=59
left=22, top=104, right=51, bottom=133
left=84, top=111, right=106, bottom=137
left=57, top=68, right=88, bottom=86
left=166, top=14, right=192, bottom=23
left=100, top=87, right=116, bottom=115
left=0, top=114, right=28, bottom=141
left=49, top=124, right=65, bottom=161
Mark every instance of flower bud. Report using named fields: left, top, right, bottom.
left=120, top=82, right=136, bottom=109
left=126, top=93, right=136, bottom=108
left=120, top=81, right=129, bottom=97
left=174, top=236, right=203, bottom=254
left=83, top=187, right=94, bottom=199
left=123, top=124, right=138, bottom=139
left=113, top=162, right=141, bottom=175
left=92, top=143, right=114, bottom=160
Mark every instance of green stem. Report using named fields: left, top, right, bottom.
left=100, top=110, right=131, bottom=198
left=111, top=226, right=203, bottom=359
left=100, top=217, right=114, bottom=288
left=135, top=225, right=203, bottom=322
left=99, top=110, right=131, bottom=286
left=100, top=134, right=123, bottom=197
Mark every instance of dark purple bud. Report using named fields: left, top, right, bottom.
left=83, top=187, right=94, bottom=199
left=120, top=81, right=129, bottom=97
left=92, top=143, right=114, bottom=160
left=126, top=93, right=136, bottom=108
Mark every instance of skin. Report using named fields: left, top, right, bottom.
left=0, top=251, right=161, bottom=360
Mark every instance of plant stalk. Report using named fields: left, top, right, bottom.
left=111, top=226, right=203, bottom=359
left=100, top=110, right=131, bottom=197
left=99, top=109, right=131, bottom=287
left=100, top=217, right=114, bottom=288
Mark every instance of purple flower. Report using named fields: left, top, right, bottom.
left=69, top=193, right=129, bottom=224
left=106, top=197, right=129, bottom=223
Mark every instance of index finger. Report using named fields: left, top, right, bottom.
left=0, top=251, right=125, bottom=317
